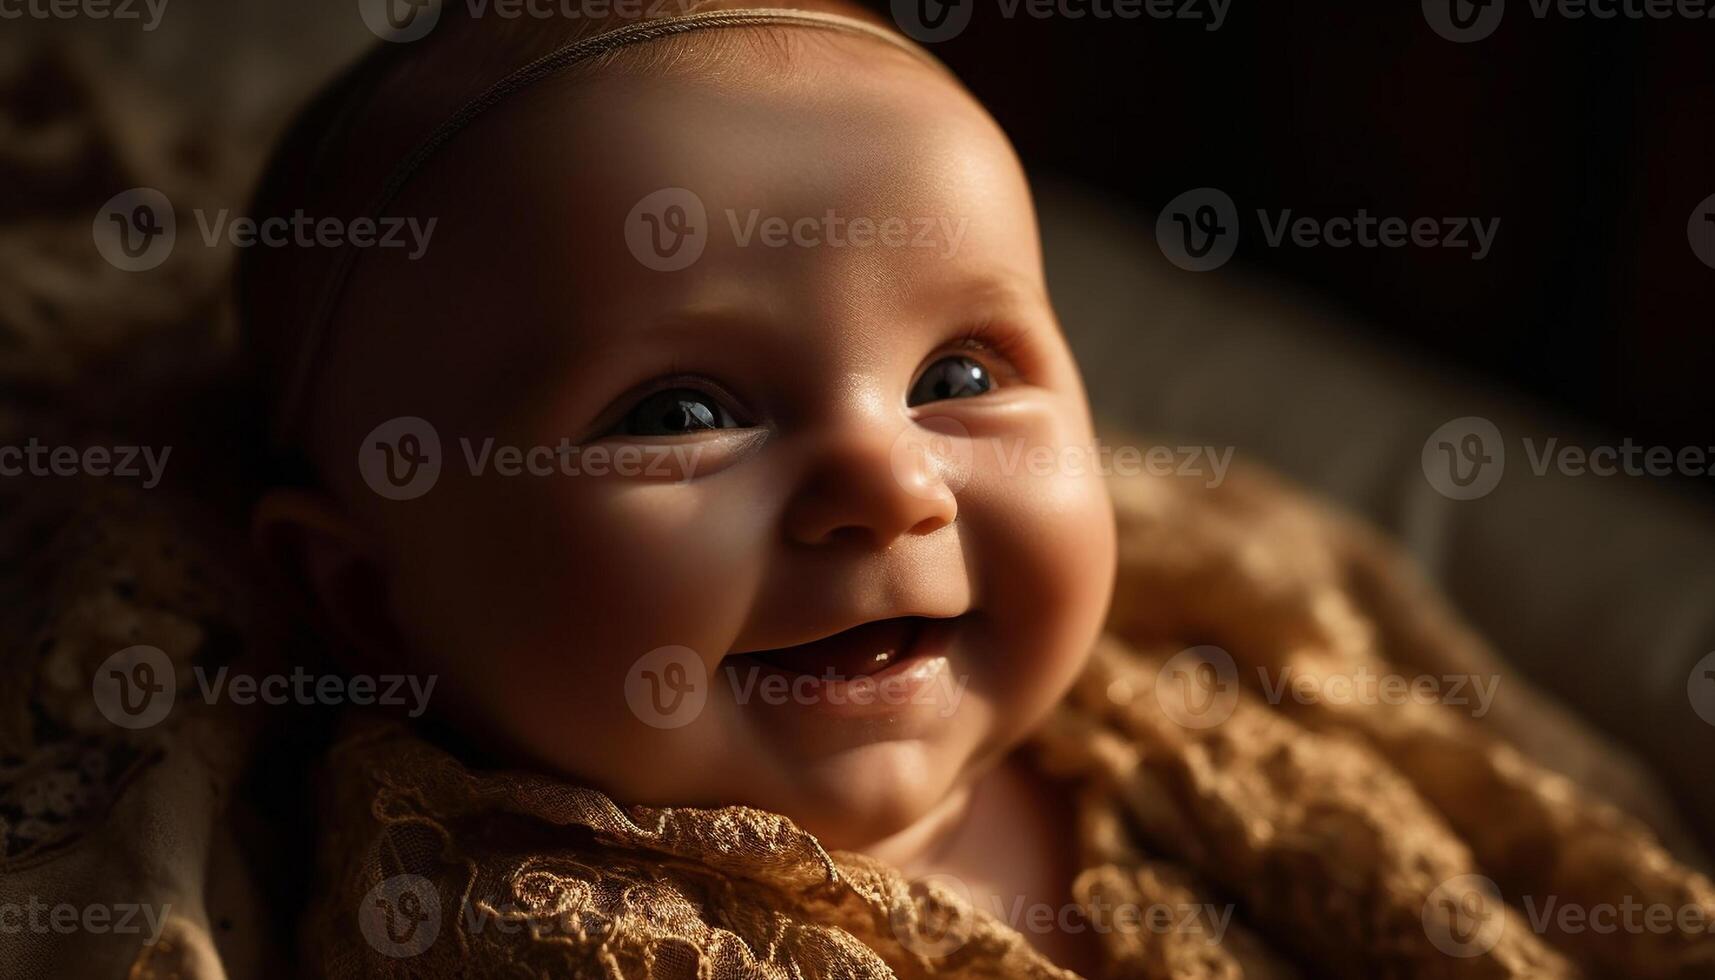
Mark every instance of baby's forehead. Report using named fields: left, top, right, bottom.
left=432, top=45, right=1011, bottom=210
left=347, top=52, right=1039, bottom=339
left=373, top=50, right=1035, bottom=309
left=247, top=9, right=1034, bottom=466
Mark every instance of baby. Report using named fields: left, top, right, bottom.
left=244, top=0, right=1115, bottom=973
left=235, top=2, right=1715, bottom=978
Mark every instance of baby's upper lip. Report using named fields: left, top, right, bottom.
left=728, top=610, right=967, bottom=656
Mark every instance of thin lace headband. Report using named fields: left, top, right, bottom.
left=273, top=7, right=943, bottom=448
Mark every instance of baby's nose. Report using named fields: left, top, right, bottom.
left=783, top=425, right=959, bottom=549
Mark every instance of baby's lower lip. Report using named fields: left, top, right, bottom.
left=732, top=616, right=936, bottom=681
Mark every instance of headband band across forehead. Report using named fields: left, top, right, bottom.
left=274, top=7, right=943, bottom=449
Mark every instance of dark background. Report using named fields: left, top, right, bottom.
left=876, top=0, right=1714, bottom=459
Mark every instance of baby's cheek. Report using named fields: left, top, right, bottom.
left=958, top=425, right=1117, bottom=736
left=504, top=471, right=762, bottom=633
left=385, top=469, right=775, bottom=784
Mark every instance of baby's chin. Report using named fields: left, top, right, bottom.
left=756, top=736, right=988, bottom=851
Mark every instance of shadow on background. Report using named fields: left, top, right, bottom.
left=909, top=0, right=1715, bottom=468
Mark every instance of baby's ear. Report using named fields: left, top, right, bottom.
left=253, top=489, right=401, bottom=672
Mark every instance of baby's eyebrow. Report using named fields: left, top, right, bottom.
left=582, top=306, right=786, bottom=356
left=540, top=306, right=798, bottom=391
left=919, top=273, right=1052, bottom=323
left=557, top=270, right=1049, bottom=371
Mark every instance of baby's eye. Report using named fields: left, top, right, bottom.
left=908, top=354, right=993, bottom=407
left=616, top=387, right=740, bottom=436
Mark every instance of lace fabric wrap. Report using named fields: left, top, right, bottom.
left=304, top=465, right=1715, bottom=979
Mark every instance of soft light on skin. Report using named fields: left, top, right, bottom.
left=262, top=33, right=1117, bottom=861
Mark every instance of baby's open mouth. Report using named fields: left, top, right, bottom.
left=730, top=616, right=939, bottom=681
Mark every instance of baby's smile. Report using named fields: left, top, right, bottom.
left=722, top=614, right=971, bottom=722
left=730, top=614, right=955, bottom=679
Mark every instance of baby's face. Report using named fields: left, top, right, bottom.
left=314, top=37, right=1116, bottom=848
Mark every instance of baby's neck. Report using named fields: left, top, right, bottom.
left=856, top=773, right=981, bottom=874
left=857, top=753, right=1058, bottom=874
left=855, top=754, right=1098, bottom=973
